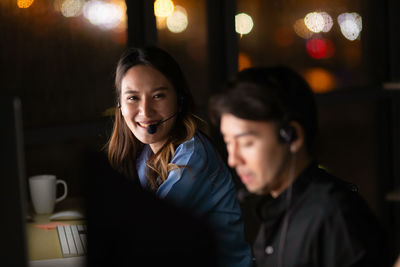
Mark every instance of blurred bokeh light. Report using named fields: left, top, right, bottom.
left=156, top=16, right=167, bottom=30
left=303, top=11, right=333, bottom=34
left=238, top=52, right=251, bottom=71
left=306, top=38, right=327, bottom=59
left=166, top=5, right=188, bottom=33
left=17, top=0, right=34, bottom=8
left=338, top=12, right=362, bottom=41
left=235, top=13, right=254, bottom=36
left=304, top=12, right=325, bottom=33
left=83, top=0, right=126, bottom=30
left=320, top=12, right=333, bottom=32
left=303, top=68, right=336, bottom=93
left=293, top=18, right=313, bottom=39
left=154, top=0, right=174, bottom=18
left=53, top=0, right=63, bottom=12
left=61, top=0, right=84, bottom=18
left=324, top=39, right=335, bottom=59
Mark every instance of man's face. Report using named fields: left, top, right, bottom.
left=220, top=113, right=289, bottom=195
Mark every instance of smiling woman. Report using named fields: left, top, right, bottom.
left=106, top=46, right=253, bottom=267
left=109, top=46, right=197, bottom=189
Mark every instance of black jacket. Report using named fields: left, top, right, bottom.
left=253, top=162, right=390, bottom=267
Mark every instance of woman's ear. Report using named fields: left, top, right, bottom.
left=289, top=121, right=305, bottom=154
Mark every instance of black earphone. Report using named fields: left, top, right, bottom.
left=279, top=125, right=297, bottom=143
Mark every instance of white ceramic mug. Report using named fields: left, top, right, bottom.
left=29, top=174, right=68, bottom=214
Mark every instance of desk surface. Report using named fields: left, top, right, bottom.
left=26, top=197, right=86, bottom=261
left=27, top=215, right=84, bottom=260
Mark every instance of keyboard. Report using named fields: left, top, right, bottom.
left=56, top=224, right=87, bottom=257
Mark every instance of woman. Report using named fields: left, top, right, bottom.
left=107, top=46, right=253, bottom=267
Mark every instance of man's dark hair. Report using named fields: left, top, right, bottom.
left=209, top=66, right=317, bottom=152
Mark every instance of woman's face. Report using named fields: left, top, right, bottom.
left=120, top=65, right=178, bottom=153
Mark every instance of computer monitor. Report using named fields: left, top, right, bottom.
left=0, top=96, right=28, bottom=267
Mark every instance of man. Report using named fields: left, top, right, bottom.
left=209, top=66, right=390, bottom=267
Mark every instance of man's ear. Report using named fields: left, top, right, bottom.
left=288, top=121, right=305, bottom=154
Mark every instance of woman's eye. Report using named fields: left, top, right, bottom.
left=153, top=93, right=165, bottom=99
left=128, top=96, right=139, bottom=101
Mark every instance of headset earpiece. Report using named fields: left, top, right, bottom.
left=279, top=125, right=297, bottom=143
left=116, top=96, right=121, bottom=108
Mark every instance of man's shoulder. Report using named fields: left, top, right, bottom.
left=313, top=167, right=358, bottom=193
left=299, top=166, right=367, bottom=215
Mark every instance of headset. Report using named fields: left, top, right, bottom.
left=117, top=94, right=186, bottom=135
left=278, top=125, right=297, bottom=144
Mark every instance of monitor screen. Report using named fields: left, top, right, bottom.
left=1, top=96, right=28, bottom=267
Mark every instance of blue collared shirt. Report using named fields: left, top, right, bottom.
left=137, top=132, right=253, bottom=267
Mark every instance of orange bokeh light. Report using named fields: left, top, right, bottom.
left=17, top=0, right=34, bottom=8
left=303, top=68, right=336, bottom=93
left=238, top=52, right=251, bottom=71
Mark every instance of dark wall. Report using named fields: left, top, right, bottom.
left=1, top=1, right=124, bottom=199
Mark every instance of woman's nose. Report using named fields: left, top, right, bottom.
left=227, top=143, right=243, bottom=168
left=138, top=97, right=153, bottom=116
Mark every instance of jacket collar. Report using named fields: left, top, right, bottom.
left=256, top=161, right=318, bottom=222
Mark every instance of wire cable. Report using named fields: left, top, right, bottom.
left=277, top=145, right=296, bottom=267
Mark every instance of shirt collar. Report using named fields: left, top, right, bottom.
left=256, top=161, right=319, bottom=221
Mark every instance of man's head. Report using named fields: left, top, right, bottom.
left=209, top=66, right=317, bottom=196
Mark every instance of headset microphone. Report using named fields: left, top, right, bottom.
left=146, top=112, right=177, bottom=134
left=147, top=124, right=158, bottom=134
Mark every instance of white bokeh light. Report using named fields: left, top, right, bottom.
left=154, top=0, right=174, bottom=18
left=166, top=5, right=188, bottom=33
left=235, top=13, right=254, bottom=35
left=320, top=12, right=333, bottom=32
left=304, top=12, right=325, bottom=33
left=83, top=0, right=125, bottom=30
left=338, top=12, right=362, bottom=41
left=61, top=0, right=84, bottom=17
left=293, top=18, right=313, bottom=39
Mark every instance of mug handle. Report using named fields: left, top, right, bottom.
left=55, top=179, right=68, bottom=203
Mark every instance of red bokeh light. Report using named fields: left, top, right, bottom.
left=306, top=38, right=327, bottom=59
